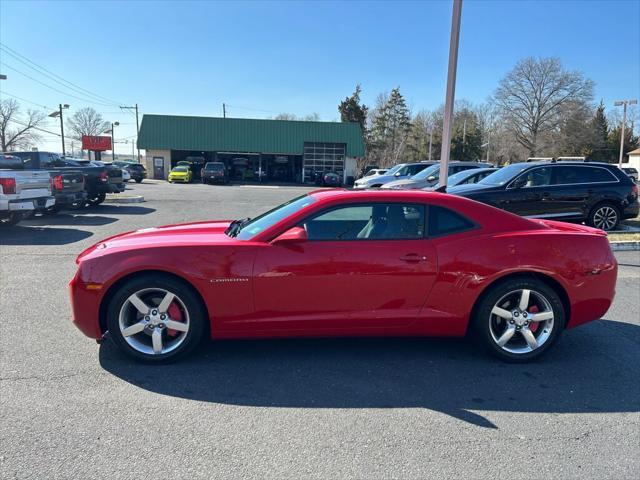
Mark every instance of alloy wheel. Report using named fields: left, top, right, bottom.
left=488, top=289, right=555, bottom=355
left=592, top=206, right=618, bottom=231
left=118, top=287, right=190, bottom=355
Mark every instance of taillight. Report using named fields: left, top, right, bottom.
left=52, top=174, right=64, bottom=191
left=99, top=171, right=108, bottom=182
left=632, top=184, right=638, bottom=198
left=0, top=177, right=17, bottom=194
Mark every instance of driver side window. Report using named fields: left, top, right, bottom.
left=303, top=203, right=425, bottom=241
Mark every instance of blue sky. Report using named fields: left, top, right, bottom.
left=1, top=0, right=639, bottom=154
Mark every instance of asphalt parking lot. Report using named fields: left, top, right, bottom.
left=1, top=181, right=639, bottom=479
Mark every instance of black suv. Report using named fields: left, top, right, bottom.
left=201, top=162, right=229, bottom=184
left=448, top=161, right=639, bottom=231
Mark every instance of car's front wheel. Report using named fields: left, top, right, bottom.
left=106, top=275, right=207, bottom=362
left=473, top=277, right=565, bottom=362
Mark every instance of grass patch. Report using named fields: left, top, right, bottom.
left=609, top=232, right=640, bottom=242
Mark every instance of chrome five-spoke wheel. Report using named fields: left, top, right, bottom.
left=107, top=275, right=206, bottom=362
left=489, top=288, right=554, bottom=354
left=119, top=288, right=191, bottom=355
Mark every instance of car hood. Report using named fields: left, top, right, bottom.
left=77, top=220, right=236, bottom=262
left=447, top=183, right=501, bottom=195
left=356, top=174, right=401, bottom=185
left=381, top=178, right=425, bottom=189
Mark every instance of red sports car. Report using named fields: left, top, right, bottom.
left=69, top=189, right=617, bottom=363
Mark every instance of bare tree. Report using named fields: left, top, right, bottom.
left=0, top=99, right=46, bottom=151
left=66, top=107, right=110, bottom=140
left=494, top=57, right=594, bottom=156
left=274, top=113, right=297, bottom=120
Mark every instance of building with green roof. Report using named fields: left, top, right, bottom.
left=137, top=114, right=365, bottom=183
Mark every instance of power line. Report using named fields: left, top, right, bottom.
left=0, top=63, right=119, bottom=107
left=0, top=91, right=52, bottom=110
left=0, top=42, right=125, bottom=106
left=8, top=118, right=62, bottom=137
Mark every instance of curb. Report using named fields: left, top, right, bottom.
left=609, top=241, right=640, bottom=252
left=104, top=195, right=145, bottom=204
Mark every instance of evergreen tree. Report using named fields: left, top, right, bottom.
left=588, top=101, right=609, bottom=161
left=338, top=84, right=368, bottom=133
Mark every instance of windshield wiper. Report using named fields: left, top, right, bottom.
left=225, top=217, right=251, bottom=237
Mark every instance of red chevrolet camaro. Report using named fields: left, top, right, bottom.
left=69, top=189, right=617, bottom=363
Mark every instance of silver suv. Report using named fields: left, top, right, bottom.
left=353, top=162, right=435, bottom=189
left=382, top=161, right=493, bottom=190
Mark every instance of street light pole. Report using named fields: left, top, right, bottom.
left=106, top=122, right=120, bottom=161
left=49, top=104, right=69, bottom=156
left=438, top=0, right=463, bottom=188
left=614, top=99, right=638, bottom=166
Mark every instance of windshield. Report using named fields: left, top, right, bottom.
left=444, top=169, right=475, bottom=186
left=234, top=195, right=317, bottom=240
left=205, top=163, right=224, bottom=170
left=479, top=163, right=530, bottom=186
left=172, top=166, right=188, bottom=172
left=383, top=164, right=404, bottom=176
left=411, top=164, right=440, bottom=181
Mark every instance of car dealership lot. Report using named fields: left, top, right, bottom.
left=1, top=181, right=639, bottom=479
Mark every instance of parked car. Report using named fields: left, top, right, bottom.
left=621, top=167, right=638, bottom=182
left=449, top=161, right=639, bottom=231
left=353, top=162, right=435, bottom=189
left=201, top=162, right=229, bottom=184
left=114, top=161, right=147, bottom=183
left=363, top=168, right=388, bottom=177
left=382, top=162, right=492, bottom=190
left=70, top=189, right=617, bottom=363
left=426, top=167, right=499, bottom=190
left=69, top=159, right=126, bottom=204
left=168, top=166, right=193, bottom=183
left=9, top=152, right=123, bottom=206
left=1, top=154, right=54, bottom=226
left=360, top=164, right=379, bottom=177
left=42, top=170, right=86, bottom=214
left=315, top=171, right=342, bottom=187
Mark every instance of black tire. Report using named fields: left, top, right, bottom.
left=473, top=277, right=565, bottom=363
left=69, top=200, right=86, bottom=210
left=86, top=192, right=106, bottom=206
left=135, top=178, right=142, bottom=183
left=106, top=274, right=207, bottom=363
left=587, top=202, right=620, bottom=231
left=43, top=204, right=61, bottom=216
left=0, top=213, right=22, bottom=226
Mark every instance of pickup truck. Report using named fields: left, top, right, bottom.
left=9, top=152, right=125, bottom=206
left=1, top=154, right=55, bottom=226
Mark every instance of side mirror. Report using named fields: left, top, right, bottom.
left=394, top=172, right=401, bottom=177
left=271, top=226, right=308, bottom=245
left=427, top=175, right=436, bottom=182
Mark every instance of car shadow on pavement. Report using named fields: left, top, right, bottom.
left=24, top=214, right=118, bottom=227
left=99, top=319, right=640, bottom=429
left=83, top=205, right=155, bottom=215
left=0, top=225, right=93, bottom=245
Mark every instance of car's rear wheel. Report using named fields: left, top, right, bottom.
left=86, top=192, right=106, bottom=206
left=588, top=202, right=620, bottom=231
left=135, top=178, right=142, bottom=183
left=0, top=213, right=22, bottom=226
left=473, top=278, right=565, bottom=362
left=106, top=275, right=207, bottom=362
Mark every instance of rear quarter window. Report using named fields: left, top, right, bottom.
left=428, top=206, right=476, bottom=237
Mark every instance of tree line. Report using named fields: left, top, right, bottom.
left=339, top=57, right=639, bottom=167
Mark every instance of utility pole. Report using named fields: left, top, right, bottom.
left=438, top=0, right=463, bottom=188
left=120, top=104, right=140, bottom=162
left=223, top=103, right=226, bottom=118
left=49, top=104, right=69, bottom=156
left=462, top=117, right=467, bottom=159
left=614, top=99, right=638, bottom=166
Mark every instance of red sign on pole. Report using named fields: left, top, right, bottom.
left=82, top=135, right=112, bottom=151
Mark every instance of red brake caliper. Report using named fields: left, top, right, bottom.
left=166, top=303, right=184, bottom=337
left=528, top=305, right=539, bottom=332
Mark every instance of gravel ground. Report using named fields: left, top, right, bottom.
left=1, top=180, right=639, bottom=480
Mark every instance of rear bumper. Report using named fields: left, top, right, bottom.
left=108, top=183, right=126, bottom=193
left=53, top=191, right=87, bottom=206
left=1, top=196, right=55, bottom=211
left=622, top=201, right=639, bottom=220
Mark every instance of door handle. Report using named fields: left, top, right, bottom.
left=542, top=191, right=551, bottom=200
left=399, top=253, right=427, bottom=263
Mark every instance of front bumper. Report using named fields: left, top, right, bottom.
left=69, top=271, right=103, bottom=339
left=169, top=176, right=190, bottom=183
